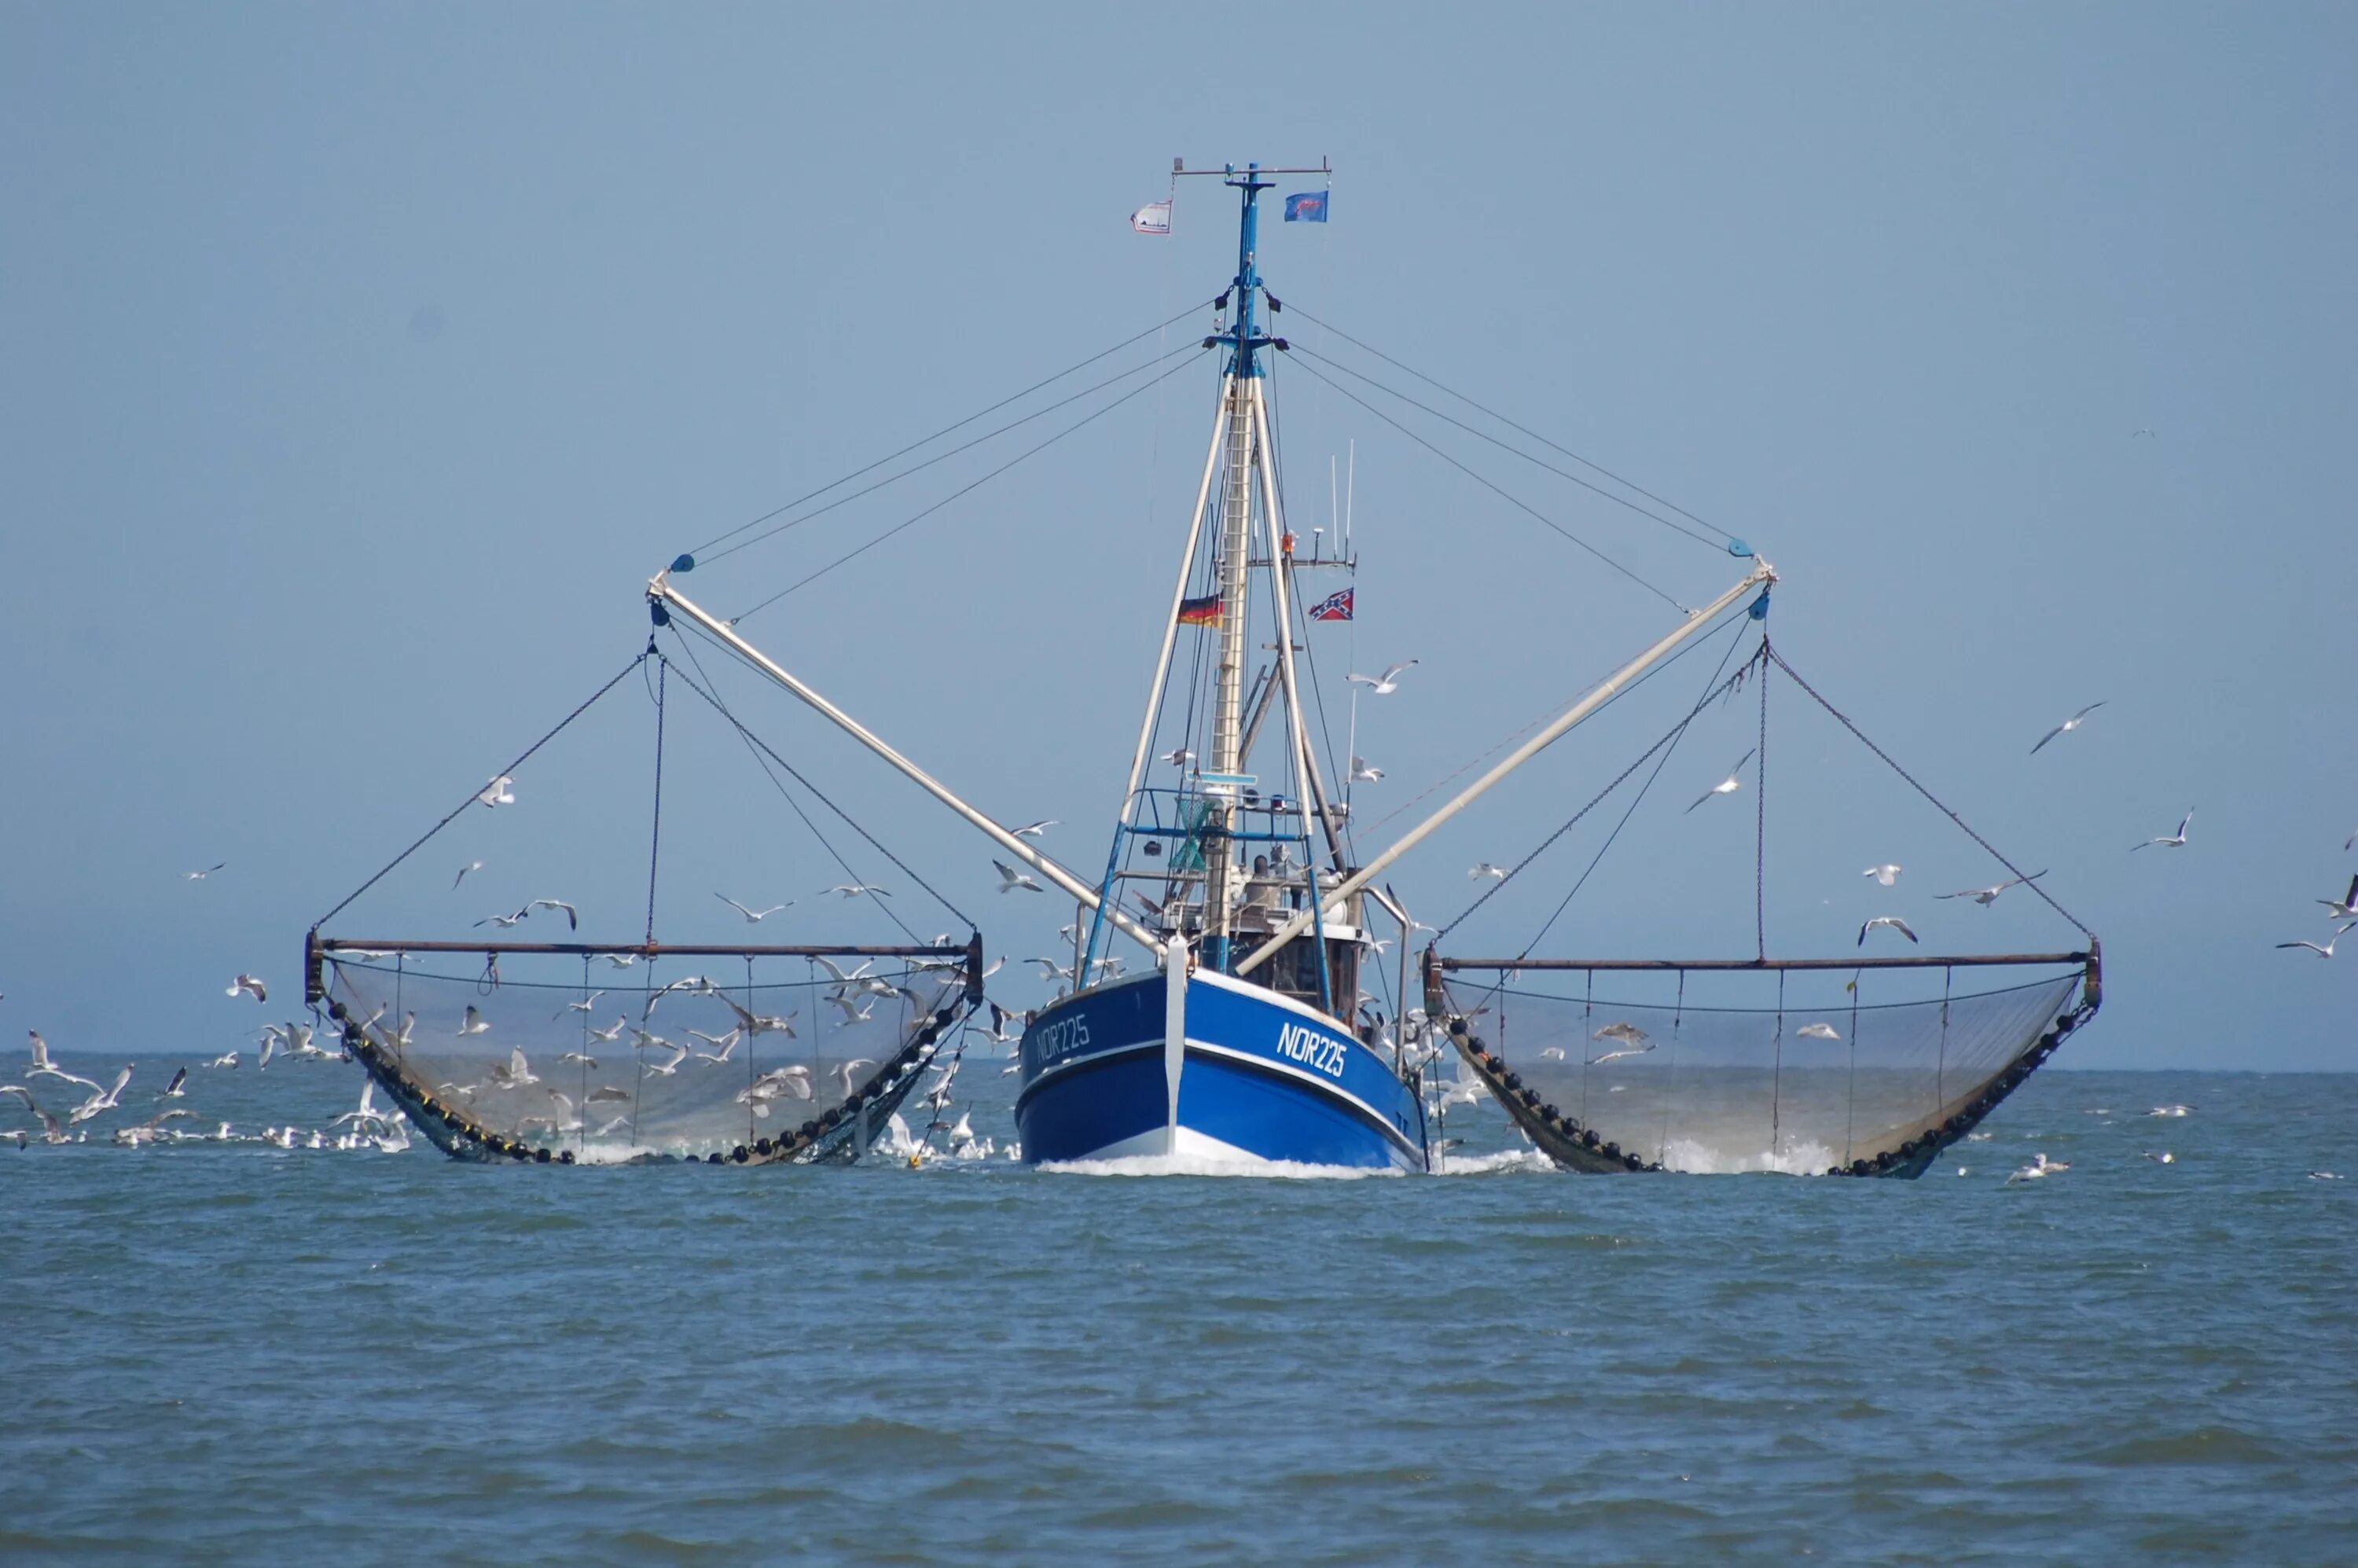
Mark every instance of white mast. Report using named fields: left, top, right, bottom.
left=1197, top=369, right=1258, bottom=954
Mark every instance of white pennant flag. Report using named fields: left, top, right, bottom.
left=1129, top=200, right=1173, bottom=236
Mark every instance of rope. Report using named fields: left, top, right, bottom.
left=1290, top=343, right=1728, bottom=553
left=1765, top=648, right=2095, bottom=938
left=1285, top=355, right=1689, bottom=615
left=689, top=299, right=1220, bottom=559
left=731, top=348, right=1215, bottom=624
left=1754, top=644, right=1770, bottom=962
left=313, top=650, right=650, bottom=928
left=644, top=658, right=667, bottom=945
left=663, top=632, right=975, bottom=934
left=1280, top=303, right=1740, bottom=552
left=1511, top=630, right=1757, bottom=957
left=1437, top=627, right=1757, bottom=940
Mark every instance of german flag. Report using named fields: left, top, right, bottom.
left=1177, top=594, right=1222, bottom=626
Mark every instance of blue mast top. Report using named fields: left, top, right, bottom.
left=1225, top=163, right=1275, bottom=380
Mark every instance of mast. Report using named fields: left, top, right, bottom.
left=1199, top=164, right=1276, bottom=969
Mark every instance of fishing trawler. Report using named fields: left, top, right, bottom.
left=318, top=156, right=2103, bottom=1174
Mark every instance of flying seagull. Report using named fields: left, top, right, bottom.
left=185, top=863, right=226, bottom=880
left=1012, top=820, right=1059, bottom=839
left=477, top=775, right=516, bottom=808
left=530, top=898, right=578, bottom=931
left=551, top=992, right=607, bottom=1020
left=2131, top=810, right=2193, bottom=852
left=2007, top=1152, right=2070, bottom=1184
left=1686, top=751, right=1755, bottom=813
left=1592, top=1022, right=1649, bottom=1047
left=825, top=883, right=893, bottom=900
left=158, top=1066, right=188, bottom=1098
left=1346, top=659, right=1419, bottom=696
left=1858, top=916, right=1919, bottom=947
left=1588, top=1041, right=1656, bottom=1067
left=2030, top=702, right=2105, bottom=755
left=1935, top=872, right=2047, bottom=907
left=1862, top=864, right=1902, bottom=887
left=1350, top=756, right=1384, bottom=784
left=1796, top=1023, right=1842, bottom=1041
left=457, top=1006, right=493, bottom=1036
left=1161, top=747, right=1196, bottom=769
left=453, top=860, right=484, bottom=890
left=226, top=974, right=269, bottom=1004
left=993, top=860, right=1045, bottom=894
left=2316, top=875, right=2358, bottom=922
left=2276, top=929, right=2349, bottom=959
left=1467, top=862, right=1508, bottom=881
left=715, top=894, right=790, bottom=923
left=475, top=905, right=531, bottom=929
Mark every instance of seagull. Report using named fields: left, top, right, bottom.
left=185, top=862, right=226, bottom=880
left=330, top=1081, right=386, bottom=1132
left=832, top=1059, right=877, bottom=1098
left=557, top=1052, right=599, bottom=1067
left=205, top=1049, right=240, bottom=1069
left=2311, top=1171, right=2344, bottom=1181
left=688, top=1028, right=742, bottom=1064
left=2130, top=428, right=2156, bottom=439
left=827, top=994, right=877, bottom=1026
left=477, top=775, right=516, bottom=807
left=645, top=975, right=715, bottom=1014
left=1935, top=871, right=2047, bottom=907
left=158, top=1066, right=188, bottom=1098
left=27, top=1031, right=69, bottom=1079
left=2147, top=1103, right=2193, bottom=1118
left=1587, top=1042, right=1656, bottom=1066
left=1685, top=751, right=1755, bottom=813
left=1027, top=957, right=1077, bottom=983
left=2030, top=702, right=2105, bottom=755
left=1862, top=864, right=1903, bottom=887
left=552, top=992, right=607, bottom=1019
left=1539, top=1046, right=1567, bottom=1060
left=226, top=974, right=269, bottom=1003
left=1467, top=862, right=1508, bottom=881
left=1350, top=757, right=1384, bottom=784
left=2316, top=875, right=2358, bottom=922
left=1012, top=820, right=1059, bottom=839
left=2006, top=1152, right=2069, bottom=1184
left=993, top=860, right=1045, bottom=894
left=67, top=1067, right=133, bottom=1124
left=1346, top=659, right=1419, bottom=696
left=2131, top=810, right=2193, bottom=852
left=457, top=1006, right=493, bottom=1036
left=717, top=997, right=799, bottom=1038
left=604, top=953, right=640, bottom=969
left=825, top=883, right=893, bottom=900
left=1796, top=1023, right=1842, bottom=1041
left=716, top=894, right=791, bottom=923
left=2276, top=932, right=2345, bottom=958
left=1438, top=1078, right=1484, bottom=1109
left=453, top=860, right=484, bottom=890
left=2141, top=1151, right=2176, bottom=1164
left=585, top=1085, right=633, bottom=1106
left=1858, top=916, right=1919, bottom=947
left=474, top=905, right=531, bottom=929
left=2, top=1086, right=66, bottom=1143
left=530, top=898, right=578, bottom=931
left=482, top=1047, right=538, bottom=1090
left=1161, top=747, right=1196, bottom=769
left=1591, top=1022, right=1649, bottom=1048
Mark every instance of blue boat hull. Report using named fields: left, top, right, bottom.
left=1016, top=969, right=1425, bottom=1171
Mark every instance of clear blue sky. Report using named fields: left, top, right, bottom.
left=4, top=3, right=2351, bottom=1070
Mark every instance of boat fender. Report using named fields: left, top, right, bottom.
left=1502, top=1071, right=1522, bottom=1090
left=731, top=1146, right=748, bottom=1163
left=534, top=1148, right=551, bottom=1163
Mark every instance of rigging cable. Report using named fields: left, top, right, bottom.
left=313, top=649, right=650, bottom=929
left=1280, top=304, right=1740, bottom=551
left=1285, top=354, right=1690, bottom=615
left=645, top=657, right=667, bottom=945
left=1436, top=616, right=1755, bottom=940
left=731, top=347, right=1216, bottom=624
left=1765, top=647, right=2095, bottom=938
left=663, top=627, right=972, bottom=938
left=689, top=298, right=1221, bottom=559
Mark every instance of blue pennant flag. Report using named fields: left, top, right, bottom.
left=1284, top=190, right=1329, bottom=223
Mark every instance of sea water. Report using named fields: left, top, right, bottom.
left=2, top=1065, right=2353, bottom=1563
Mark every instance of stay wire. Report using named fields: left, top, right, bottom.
left=313, top=650, right=650, bottom=929
left=1436, top=617, right=1756, bottom=939
left=663, top=626, right=974, bottom=935
left=645, top=658, right=667, bottom=945
left=689, top=299, right=1220, bottom=559
left=1290, top=344, right=1727, bottom=553
left=1765, top=647, right=2095, bottom=938
left=1280, top=304, right=1738, bottom=548
left=1285, top=354, right=1689, bottom=615
left=1517, top=627, right=1758, bottom=960
left=732, top=347, right=1216, bottom=624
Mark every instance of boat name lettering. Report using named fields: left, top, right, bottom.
left=1033, top=1015, right=1093, bottom=1061
left=1273, top=1023, right=1348, bottom=1079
